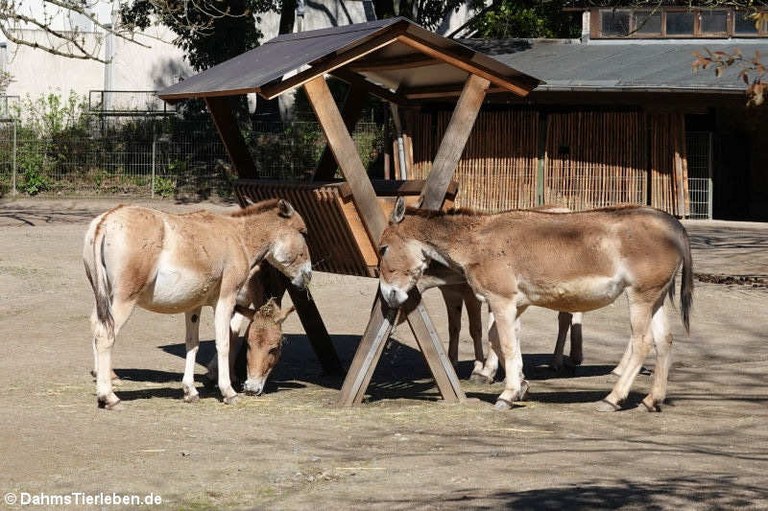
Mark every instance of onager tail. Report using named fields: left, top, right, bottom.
left=679, top=228, right=693, bottom=334
left=91, top=222, right=115, bottom=339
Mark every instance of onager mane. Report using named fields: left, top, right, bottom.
left=229, top=199, right=282, bottom=218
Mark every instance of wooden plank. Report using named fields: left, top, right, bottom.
left=349, top=53, right=441, bottom=72
left=404, top=294, right=464, bottom=402
left=330, top=68, right=406, bottom=106
left=205, top=97, right=259, bottom=179
left=420, top=74, right=490, bottom=210
left=337, top=295, right=398, bottom=406
left=285, top=283, right=344, bottom=376
left=262, top=29, right=404, bottom=100
left=396, top=34, right=535, bottom=97
left=304, top=76, right=388, bottom=243
left=313, top=81, right=369, bottom=181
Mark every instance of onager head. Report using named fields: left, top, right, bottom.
left=235, top=299, right=295, bottom=396
left=378, top=197, right=436, bottom=308
left=253, top=199, right=312, bottom=289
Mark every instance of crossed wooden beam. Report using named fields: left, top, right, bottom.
left=206, top=72, right=490, bottom=405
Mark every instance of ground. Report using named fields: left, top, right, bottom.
left=0, top=197, right=766, bottom=511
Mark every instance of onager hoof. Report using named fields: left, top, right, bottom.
left=517, top=380, right=530, bottom=401
left=641, top=395, right=662, bottom=412
left=183, top=393, right=200, bottom=404
left=494, top=398, right=515, bottom=411
left=469, top=371, right=494, bottom=384
left=98, top=397, right=123, bottom=411
left=223, top=393, right=240, bottom=405
left=596, top=399, right=622, bottom=412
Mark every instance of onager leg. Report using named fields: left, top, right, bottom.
left=597, top=293, right=658, bottom=412
left=551, top=312, right=572, bottom=371
left=439, top=286, right=463, bottom=370
left=492, top=301, right=528, bottom=410
left=464, top=291, right=485, bottom=376
left=93, top=299, right=135, bottom=410
left=214, top=299, right=239, bottom=404
left=182, top=307, right=202, bottom=403
left=552, top=312, right=583, bottom=371
left=472, top=312, right=499, bottom=384
left=642, top=303, right=673, bottom=412
left=569, top=312, right=584, bottom=366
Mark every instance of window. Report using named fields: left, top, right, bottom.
left=592, top=7, right=768, bottom=38
left=635, top=11, right=662, bottom=35
left=666, top=11, right=695, bottom=35
left=601, top=10, right=631, bottom=37
left=734, top=11, right=762, bottom=35
left=700, top=10, right=728, bottom=34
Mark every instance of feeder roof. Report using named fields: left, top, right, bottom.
left=157, top=17, right=540, bottom=104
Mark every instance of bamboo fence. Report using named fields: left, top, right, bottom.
left=406, top=109, right=539, bottom=211
left=544, top=111, right=647, bottom=210
left=405, top=108, right=688, bottom=216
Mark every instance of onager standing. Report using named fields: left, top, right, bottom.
left=378, top=198, right=692, bottom=412
left=83, top=199, right=311, bottom=409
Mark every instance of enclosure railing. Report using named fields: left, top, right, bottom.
left=0, top=105, right=386, bottom=199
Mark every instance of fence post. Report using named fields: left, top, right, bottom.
left=11, top=119, right=17, bottom=195
left=151, top=127, right=156, bottom=198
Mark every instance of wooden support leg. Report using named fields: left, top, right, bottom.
left=404, top=292, right=464, bottom=402
left=338, top=295, right=398, bottom=406
left=285, top=284, right=344, bottom=377
left=338, top=290, right=464, bottom=406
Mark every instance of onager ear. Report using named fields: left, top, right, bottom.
left=234, top=304, right=256, bottom=321
left=391, top=196, right=406, bottom=225
left=277, top=199, right=295, bottom=218
left=274, top=304, right=296, bottom=325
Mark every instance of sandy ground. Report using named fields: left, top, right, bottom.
left=0, top=197, right=766, bottom=510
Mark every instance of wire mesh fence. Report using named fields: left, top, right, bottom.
left=0, top=112, right=387, bottom=199
left=686, top=131, right=713, bottom=219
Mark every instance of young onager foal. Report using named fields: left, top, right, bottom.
left=378, top=198, right=692, bottom=412
left=83, top=199, right=311, bottom=409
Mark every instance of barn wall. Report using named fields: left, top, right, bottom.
left=405, top=107, right=688, bottom=216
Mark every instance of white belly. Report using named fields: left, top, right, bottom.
left=520, top=273, right=627, bottom=312
left=139, top=261, right=220, bottom=314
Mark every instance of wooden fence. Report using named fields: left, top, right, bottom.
left=404, top=108, right=689, bottom=216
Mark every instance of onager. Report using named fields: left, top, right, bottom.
left=378, top=198, right=692, bottom=412
left=83, top=199, right=311, bottom=409
left=230, top=300, right=295, bottom=395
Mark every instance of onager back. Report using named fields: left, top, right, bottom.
left=379, top=198, right=693, bottom=412
left=83, top=199, right=311, bottom=409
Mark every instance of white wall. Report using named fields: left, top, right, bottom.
left=1, top=0, right=477, bottom=110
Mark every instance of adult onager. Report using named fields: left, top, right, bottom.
left=83, top=199, right=311, bottom=409
left=378, top=198, right=692, bottom=412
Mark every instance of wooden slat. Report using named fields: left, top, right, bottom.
left=395, top=34, right=535, bottom=97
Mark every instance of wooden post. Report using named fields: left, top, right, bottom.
left=420, top=74, right=490, bottom=210
left=304, top=75, right=466, bottom=405
left=304, top=76, right=388, bottom=242
left=285, top=284, right=344, bottom=376
left=205, top=97, right=258, bottom=179
left=313, top=82, right=369, bottom=181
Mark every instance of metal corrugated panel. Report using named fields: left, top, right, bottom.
left=464, top=38, right=768, bottom=93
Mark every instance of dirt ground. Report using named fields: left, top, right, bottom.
left=0, top=197, right=766, bottom=511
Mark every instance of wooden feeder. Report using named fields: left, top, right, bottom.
left=158, top=17, right=540, bottom=405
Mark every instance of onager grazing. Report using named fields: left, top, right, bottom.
left=378, top=198, right=692, bottom=412
left=230, top=300, right=295, bottom=395
left=83, top=199, right=311, bottom=409
left=206, top=267, right=294, bottom=395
